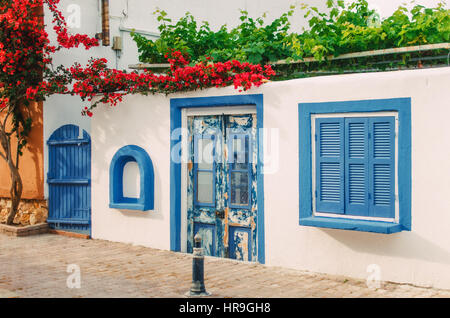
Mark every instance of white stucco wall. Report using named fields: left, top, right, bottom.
left=91, top=67, right=450, bottom=289
left=91, top=93, right=171, bottom=249
left=261, top=68, right=450, bottom=289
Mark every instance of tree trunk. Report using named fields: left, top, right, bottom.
left=6, top=164, right=22, bottom=225
left=0, top=105, right=24, bottom=225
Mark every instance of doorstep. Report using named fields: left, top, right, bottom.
left=48, top=229, right=90, bottom=239
left=0, top=223, right=49, bottom=237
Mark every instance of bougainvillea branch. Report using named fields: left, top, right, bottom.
left=32, top=50, right=275, bottom=117
left=61, top=51, right=275, bottom=116
left=45, top=0, right=98, bottom=50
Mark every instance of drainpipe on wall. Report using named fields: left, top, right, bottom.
left=95, top=0, right=110, bottom=46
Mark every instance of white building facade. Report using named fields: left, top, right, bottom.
left=90, top=67, right=450, bottom=289
left=42, top=1, right=450, bottom=289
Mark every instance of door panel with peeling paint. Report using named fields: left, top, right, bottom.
left=187, top=114, right=257, bottom=262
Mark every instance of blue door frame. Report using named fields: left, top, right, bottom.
left=170, top=94, right=265, bottom=264
left=47, top=124, right=91, bottom=235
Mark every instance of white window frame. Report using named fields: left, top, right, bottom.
left=311, top=111, right=399, bottom=223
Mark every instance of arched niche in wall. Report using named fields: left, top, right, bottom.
left=109, top=145, right=154, bottom=211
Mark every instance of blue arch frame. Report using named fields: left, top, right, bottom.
left=170, top=94, right=265, bottom=264
left=109, top=145, right=154, bottom=211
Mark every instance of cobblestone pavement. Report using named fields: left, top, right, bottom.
left=0, top=233, right=449, bottom=298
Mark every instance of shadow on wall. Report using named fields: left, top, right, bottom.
left=322, top=228, right=450, bottom=266
left=91, top=95, right=170, bottom=221
left=0, top=101, right=44, bottom=200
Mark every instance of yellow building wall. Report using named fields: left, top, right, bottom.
left=0, top=101, right=44, bottom=200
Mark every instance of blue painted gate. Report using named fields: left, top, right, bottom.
left=47, top=125, right=91, bottom=234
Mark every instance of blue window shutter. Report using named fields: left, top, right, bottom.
left=315, top=118, right=345, bottom=214
left=344, top=118, right=369, bottom=216
left=368, top=117, right=395, bottom=218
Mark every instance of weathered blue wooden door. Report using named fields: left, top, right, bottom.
left=47, top=125, right=91, bottom=234
left=187, top=114, right=258, bottom=261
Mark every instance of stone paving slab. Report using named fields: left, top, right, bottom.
left=0, top=233, right=449, bottom=298
left=0, top=288, right=19, bottom=298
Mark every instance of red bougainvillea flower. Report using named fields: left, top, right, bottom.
left=66, top=54, right=275, bottom=116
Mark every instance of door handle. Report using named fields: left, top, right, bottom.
left=215, top=209, right=225, bottom=219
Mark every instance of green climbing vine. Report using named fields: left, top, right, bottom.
left=132, top=0, right=449, bottom=78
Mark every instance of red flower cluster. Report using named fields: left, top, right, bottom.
left=65, top=53, right=275, bottom=116
left=0, top=0, right=47, bottom=76
left=0, top=96, right=9, bottom=109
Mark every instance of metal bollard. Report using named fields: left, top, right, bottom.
left=186, top=233, right=210, bottom=296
